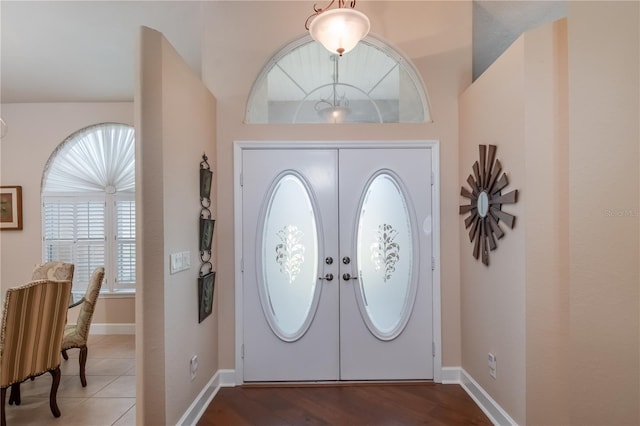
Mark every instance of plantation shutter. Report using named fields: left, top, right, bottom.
left=43, top=198, right=106, bottom=292
left=43, top=201, right=75, bottom=263
left=115, top=198, right=136, bottom=289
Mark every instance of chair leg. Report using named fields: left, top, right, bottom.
left=1, top=387, right=6, bottom=426
left=62, top=349, right=69, bottom=360
left=8, top=384, right=20, bottom=406
left=48, top=367, right=62, bottom=418
left=79, top=346, right=88, bottom=387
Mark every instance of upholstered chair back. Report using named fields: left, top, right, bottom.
left=0, top=279, right=72, bottom=388
left=31, top=262, right=75, bottom=282
left=60, top=267, right=105, bottom=388
left=74, top=267, right=105, bottom=342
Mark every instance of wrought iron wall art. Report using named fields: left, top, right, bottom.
left=459, top=145, right=518, bottom=266
left=198, top=154, right=215, bottom=323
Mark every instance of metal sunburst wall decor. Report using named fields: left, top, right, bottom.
left=459, top=145, right=518, bottom=266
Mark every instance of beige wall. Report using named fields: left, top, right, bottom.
left=459, top=33, right=528, bottom=424
left=459, top=19, right=571, bottom=425
left=460, top=2, right=639, bottom=424
left=135, top=27, right=218, bottom=425
left=461, top=18, right=574, bottom=426
left=201, top=0, right=472, bottom=372
left=66, top=296, right=135, bottom=325
left=523, top=20, right=570, bottom=426
left=0, top=102, right=135, bottom=324
left=568, top=2, right=639, bottom=425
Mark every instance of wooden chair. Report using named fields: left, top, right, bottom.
left=61, top=267, right=105, bottom=387
left=0, top=279, right=72, bottom=426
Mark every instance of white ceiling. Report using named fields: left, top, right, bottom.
left=0, top=1, right=566, bottom=104
left=0, top=1, right=204, bottom=103
left=473, top=1, right=566, bottom=79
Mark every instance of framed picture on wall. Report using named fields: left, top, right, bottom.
left=0, top=186, right=23, bottom=230
left=198, top=271, right=215, bottom=323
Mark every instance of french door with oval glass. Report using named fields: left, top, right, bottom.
left=242, top=147, right=433, bottom=382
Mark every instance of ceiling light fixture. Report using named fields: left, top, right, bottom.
left=315, top=55, right=351, bottom=123
left=305, top=0, right=370, bottom=57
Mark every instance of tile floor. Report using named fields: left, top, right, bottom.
left=4, top=334, right=136, bottom=426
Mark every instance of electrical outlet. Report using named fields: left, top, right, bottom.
left=190, top=355, right=198, bottom=381
left=488, top=353, right=497, bottom=379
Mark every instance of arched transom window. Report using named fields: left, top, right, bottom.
left=41, top=123, right=135, bottom=294
left=247, top=36, right=431, bottom=124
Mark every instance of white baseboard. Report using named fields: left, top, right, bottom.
left=89, top=323, right=135, bottom=334
left=459, top=368, right=518, bottom=426
left=218, top=369, right=236, bottom=387
left=177, top=369, right=236, bottom=426
left=440, top=366, right=462, bottom=384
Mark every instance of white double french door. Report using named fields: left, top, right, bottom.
left=241, top=147, right=433, bottom=382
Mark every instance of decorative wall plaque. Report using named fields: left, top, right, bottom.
left=459, top=145, right=518, bottom=266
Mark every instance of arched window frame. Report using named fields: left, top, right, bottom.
left=41, top=122, right=135, bottom=295
left=246, top=34, right=432, bottom=124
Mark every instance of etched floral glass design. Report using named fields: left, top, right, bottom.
left=275, top=225, right=305, bottom=284
left=357, top=173, right=413, bottom=337
left=371, top=224, right=400, bottom=283
left=262, top=174, right=318, bottom=339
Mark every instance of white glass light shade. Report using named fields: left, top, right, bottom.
left=308, top=8, right=370, bottom=56
left=318, top=106, right=351, bottom=123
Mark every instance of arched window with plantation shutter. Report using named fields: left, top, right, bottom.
left=41, top=123, right=135, bottom=294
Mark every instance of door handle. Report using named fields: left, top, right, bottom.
left=342, top=273, right=358, bottom=281
left=319, top=273, right=334, bottom=281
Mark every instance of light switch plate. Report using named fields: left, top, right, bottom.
left=182, top=251, right=191, bottom=269
left=170, top=253, right=182, bottom=274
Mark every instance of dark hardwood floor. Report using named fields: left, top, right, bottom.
left=198, top=383, right=491, bottom=425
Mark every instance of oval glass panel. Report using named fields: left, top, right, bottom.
left=356, top=173, right=414, bottom=339
left=261, top=174, right=319, bottom=341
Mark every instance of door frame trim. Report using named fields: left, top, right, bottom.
left=233, top=140, right=442, bottom=384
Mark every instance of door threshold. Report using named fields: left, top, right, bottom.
left=242, top=379, right=435, bottom=388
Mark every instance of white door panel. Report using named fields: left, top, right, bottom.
left=243, top=149, right=339, bottom=381
left=242, top=147, right=432, bottom=382
left=339, top=149, right=433, bottom=380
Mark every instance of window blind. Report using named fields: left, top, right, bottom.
left=43, top=198, right=106, bottom=292
left=116, top=199, right=136, bottom=289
